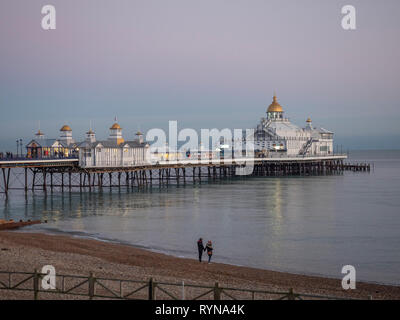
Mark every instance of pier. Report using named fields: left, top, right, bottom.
left=0, top=155, right=371, bottom=195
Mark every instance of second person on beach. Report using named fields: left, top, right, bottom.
left=205, top=240, right=213, bottom=263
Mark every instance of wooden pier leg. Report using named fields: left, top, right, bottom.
left=50, top=172, right=54, bottom=192
left=24, top=168, right=28, bottom=193
left=109, top=172, right=112, bottom=188
left=79, top=173, right=82, bottom=191
left=61, top=173, right=64, bottom=192
left=6, top=169, right=10, bottom=192
left=88, top=173, right=91, bottom=191
left=2, top=168, right=8, bottom=195
left=118, top=172, right=121, bottom=188
left=43, top=170, right=47, bottom=192
left=32, top=171, right=36, bottom=191
left=69, top=171, right=72, bottom=192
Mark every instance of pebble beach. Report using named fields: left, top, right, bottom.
left=0, top=231, right=399, bottom=300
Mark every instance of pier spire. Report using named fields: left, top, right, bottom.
left=35, top=121, right=45, bottom=139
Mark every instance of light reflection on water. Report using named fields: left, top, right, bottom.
left=1, top=150, right=400, bottom=285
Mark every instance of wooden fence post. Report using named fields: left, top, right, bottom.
left=287, top=288, right=295, bottom=300
left=33, top=269, right=39, bottom=300
left=88, top=272, right=95, bottom=300
left=148, top=278, right=155, bottom=300
left=214, top=282, right=221, bottom=300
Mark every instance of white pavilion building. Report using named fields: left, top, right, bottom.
left=78, top=121, right=150, bottom=168
left=251, top=94, right=334, bottom=156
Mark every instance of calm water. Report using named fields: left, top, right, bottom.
left=1, top=150, right=400, bottom=285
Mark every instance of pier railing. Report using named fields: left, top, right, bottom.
left=0, top=270, right=363, bottom=300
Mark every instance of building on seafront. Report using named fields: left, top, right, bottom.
left=25, top=121, right=149, bottom=167
left=26, top=125, right=78, bottom=158
left=78, top=122, right=150, bottom=168
left=250, top=94, right=334, bottom=156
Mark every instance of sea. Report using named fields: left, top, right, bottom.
left=1, top=150, right=399, bottom=285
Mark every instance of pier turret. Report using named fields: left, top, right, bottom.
left=306, top=117, right=313, bottom=130
left=109, top=119, right=124, bottom=145
left=35, top=129, right=45, bottom=140
left=86, top=128, right=96, bottom=143
left=267, top=94, right=284, bottom=120
left=59, top=125, right=74, bottom=145
left=136, top=131, right=144, bottom=144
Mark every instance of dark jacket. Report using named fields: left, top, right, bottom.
left=197, top=240, right=205, bottom=253
left=205, top=244, right=213, bottom=255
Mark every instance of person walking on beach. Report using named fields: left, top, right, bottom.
left=197, top=238, right=205, bottom=262
left=205, top=240, right=213, bottom=264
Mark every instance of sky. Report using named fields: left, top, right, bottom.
left=0, top=0, right=399, bottom=151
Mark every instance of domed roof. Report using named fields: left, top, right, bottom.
left=60, top=125, right=72, bottom=132
left=267, top=94, right=283, bottom=113
left=86, top=129, right=95, bottom=134
left=306, top=117, right=312, bottom=123
left=35, top=130, right=44, bottom=136
left=110, top=123, right=122, bottom=130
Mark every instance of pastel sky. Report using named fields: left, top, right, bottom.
left=1, top=0, right=399, bottom=150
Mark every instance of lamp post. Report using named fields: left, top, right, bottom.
left=16, top=139, right=19, bottom=158
left=19, top=139, right=23, bottom=158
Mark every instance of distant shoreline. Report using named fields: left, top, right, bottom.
left=0, top=231, right=399, bottom=300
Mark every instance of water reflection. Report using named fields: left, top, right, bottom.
left=0, top=151, right=400, bottom=284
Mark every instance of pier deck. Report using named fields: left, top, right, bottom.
left=0, top=154, right=371, bottom=195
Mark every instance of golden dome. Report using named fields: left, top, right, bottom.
left=306, top=117, right=312, bottom=123
left=60, top=125, right=72, bottom=132
left=110, top=123, right=122, bottom=130
left=267, top=94, right=283, bottom=113
left=35, top=130, right=44, bottom=136
left=86, top=129, right=95, bottom=134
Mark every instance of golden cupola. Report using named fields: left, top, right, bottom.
left=110, top=123, right=122, bottom=130
left=60, top=125, right=72, bottom=132
left=267, top=94, right=283, bottom=113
